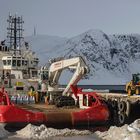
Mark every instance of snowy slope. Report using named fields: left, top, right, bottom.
left=25, top=30, right=140, bottom=85
left=25, top=35, right=67, bottom=65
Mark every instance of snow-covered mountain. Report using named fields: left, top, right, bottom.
left=25, top=30, right=140, bottom=85
left=25, top=35, right=67, bottom=65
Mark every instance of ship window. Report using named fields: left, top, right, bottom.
left=5, top=46, right=7, bottom=51
left=7, top=60, right=11, bottom=65
left=12, top=60, right=16, bottom=67
left=34, top=61, right=38, bottom=66
left=22, top=60, right=24, bottom=65
left=32, top=71, right=37, bottom=77
left=41, top=70, right=48, bottom=80
left=17, top=60, right=21, bottom=67
left=3, top=60, right=6, bottom=65
left=24, top=61, right=28, bottom=66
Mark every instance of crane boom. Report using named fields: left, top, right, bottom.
left=48, top=56, right=89, bottom=96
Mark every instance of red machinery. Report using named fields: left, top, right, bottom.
left=0, top=86, right=110, bottom=129
left=71, top=85, right=109, bottom=126
left=0, top=87, right=45, bottom=129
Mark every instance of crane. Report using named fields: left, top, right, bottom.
left=46, top=56, right=89, bottom=106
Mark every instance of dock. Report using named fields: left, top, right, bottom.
left=97, top=92, right=140, bottom=103
left=97, top=92, right=140, bottom=125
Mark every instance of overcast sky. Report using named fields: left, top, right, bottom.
left=0, top=0, right=140, bottom=39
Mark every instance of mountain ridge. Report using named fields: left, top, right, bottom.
left=25, top=29, right=140, bottom=84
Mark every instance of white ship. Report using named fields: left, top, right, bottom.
left=0, top=14, right=39, bottom=91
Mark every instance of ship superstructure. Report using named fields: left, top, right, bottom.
left=0, top=14, right=39, bottom=88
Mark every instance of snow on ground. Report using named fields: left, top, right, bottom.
left=0, top=124, right=9, bottom=139
left=17, top=124, right=91, bottom=139
left=95, top=119, right=140, bottom=140
left=3, top=119, right=140, bottom=140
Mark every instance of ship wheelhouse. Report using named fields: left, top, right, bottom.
left=2, top=56, right=28, bottom=70
left=2, top=55, right=39, bottom=79
left=2, top=56, right=29, bottom=79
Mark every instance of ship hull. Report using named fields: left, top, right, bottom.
left=0, top=103, right=109, bottom=130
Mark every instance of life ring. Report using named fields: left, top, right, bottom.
left=118, top=112, right=126, bottom=125
left=118, top=101, right=126, bottom=112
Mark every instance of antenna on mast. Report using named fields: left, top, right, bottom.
left=34, top=26, right=36, bottom=36
left=7, top=13, right=24, bottom=55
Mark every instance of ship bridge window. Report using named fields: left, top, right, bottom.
left=0, top=46, right=2, bottom=51
left=24, top=60, right=28, bottom=66
left=17, top=60, right=21, bottom=67
left=32, top=71, right=38, bottom=77
left=12, top=60, right=16, bottom=67
left=41, top=70, right=48, bottom=80
left=5, top=46, right=7, bottom=51
left=34, top=61, right=38, bottom=66
left=7, top=60, right=11, bottom=65
left=3, top=60, right=6, bottom=65
left=22, top=60, right=24, bottom=65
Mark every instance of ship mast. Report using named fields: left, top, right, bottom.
left=7, top=14, right=24, bottom=55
